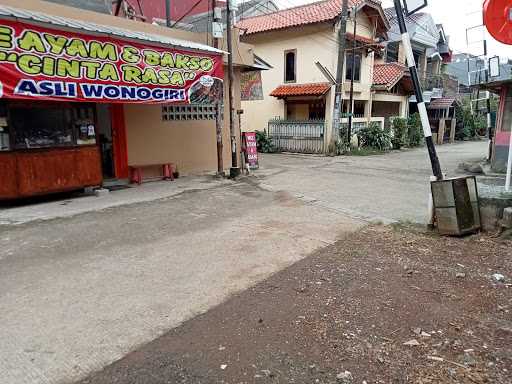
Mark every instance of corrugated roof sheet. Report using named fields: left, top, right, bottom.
left=0, top=4, right=224, bottom=54
left=270, top=83, right=331, bottom=98
left=428, top=97, right=457, bottom=109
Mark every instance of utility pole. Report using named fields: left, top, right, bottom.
left=226, top=0, right=240, bottom=177
left=347, top=6, right=357, bottom=143
left=165, top=0, right=171, bottom=27
left=483, top=41, right=493, bottom=160
left=331, top=0, right=349, bottom=153
left=394, top=0, right=443, bottom=180
left=212, top=0, right=224, bottom=175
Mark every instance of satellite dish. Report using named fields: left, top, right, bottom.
left=484, top=0, right=512, bottom=45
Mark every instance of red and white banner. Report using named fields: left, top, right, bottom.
left=0, top=19, right=224, bottom=104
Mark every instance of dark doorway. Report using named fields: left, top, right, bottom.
left=96, top=104, right=115, bottom=179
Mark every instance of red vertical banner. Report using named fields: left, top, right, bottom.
left=243, top=132, right=259, bottom=169
left=111, top=104, right=129, bottom=179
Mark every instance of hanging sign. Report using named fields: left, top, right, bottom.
left=0, top=20, right=224, bottom=104
left=241, top=71, right=263, bottom=101
left=243, top=132, right=259, bottom=169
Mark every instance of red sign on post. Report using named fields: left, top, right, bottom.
left=243, top=132, right=259, bottom=169
left=0, top=20, right=224, bottom=104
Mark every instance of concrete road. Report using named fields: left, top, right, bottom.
left=257, top=141, right=488, bottom=223
left=0, top=182, right=361, bottom=384
left=0, top=141, right=486, bottom=384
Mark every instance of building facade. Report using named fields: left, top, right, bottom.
left=237, top=0, right=393, bottom=153
left=381, top=9, right=454, bottom=103
left=0, top=0, right=255, bottom=199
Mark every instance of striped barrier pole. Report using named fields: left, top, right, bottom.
left=394, top=0, right=443, bottom=180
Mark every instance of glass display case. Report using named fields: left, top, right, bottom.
left=0, top=101, right=103, bottom=200
left=8, top=102, right=96, bottom=149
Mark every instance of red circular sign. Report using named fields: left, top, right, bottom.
left=484, top=0, right=512, bottom=45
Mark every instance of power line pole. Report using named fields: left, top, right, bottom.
left=483, top=41, right=493, bottom=160
left=331, top=0, right=349, bottom=153
left=212, top=0, right=224, bottom=175
left=393, top=0, right=443, bottom=180
left=347, top=6, right=357, bottom=144
left=226, top=0, right=240, bottom=177
left=165, top=0, right=171, bottom=27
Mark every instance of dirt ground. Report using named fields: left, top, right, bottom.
left=79, top=225, right=511, bottom=384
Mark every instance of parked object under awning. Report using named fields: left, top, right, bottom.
left=270, top=83, right=331, bottom=99
left=428, top=97, right=458, bottom=110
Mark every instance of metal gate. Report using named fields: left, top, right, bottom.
left=267, top=119, right=325, bottom=154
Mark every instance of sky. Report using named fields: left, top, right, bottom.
left=268, top=0, right=512, bottom=60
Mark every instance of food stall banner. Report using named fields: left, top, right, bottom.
left=0, top=20, right=224, bottom=104
left=241, top=71, right=263, bottom=101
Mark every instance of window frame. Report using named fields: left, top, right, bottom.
left=386, top=41, right=399, bottom=63
left=284, top=49, right=297, bottom=83
left=345, top=53, right=362, bottom=82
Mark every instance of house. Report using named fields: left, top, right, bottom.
left=236, top=0, right=396, bottom=154
left=380, top=10, right=461, bottom=140
left=371, top=62, right=413, bottom=129
left=382, top=9, right=454, bottom=104
left=0, top=0, right=259, bottom=199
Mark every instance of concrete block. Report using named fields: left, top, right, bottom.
left=501, top=207, right=512, bottom=229
left=94, top=188, right=110, bottom=197
left=480, top=204, right=501, bottom=232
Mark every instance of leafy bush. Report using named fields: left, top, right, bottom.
left=391, top=117, right=408, bottom=149
left=334, top=126, right=351, bottom=155
left=255, top=130, right=275, bottom=153
left=407, top=113, right=423, bottom=147
left=473, top=114, right=487, bottom=136
left=357, top=122, right=391, bottom=151
left=455, top=100, right=487, bottom=140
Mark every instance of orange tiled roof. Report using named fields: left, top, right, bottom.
left=373, top=62, right=407, bottom=90
left=270, top=83, right=332, bottom=98
left=236, top=0, right=366, bottom=35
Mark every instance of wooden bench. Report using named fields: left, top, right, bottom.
left=129, top=163, right=175, bottom=185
